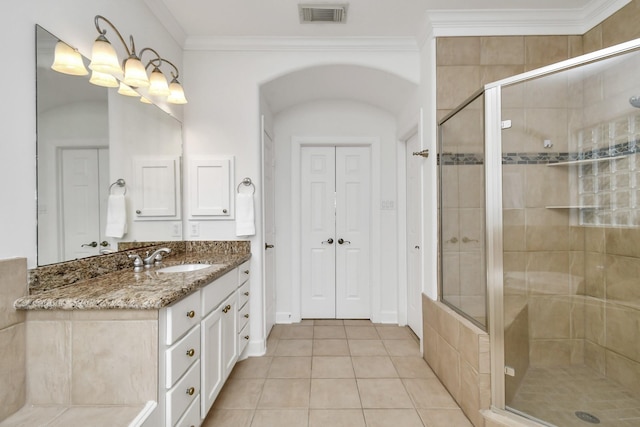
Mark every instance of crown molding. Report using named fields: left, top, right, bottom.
left=426, top=0, right=630, bottom=37
left=184, top=36, right=419, bottom=52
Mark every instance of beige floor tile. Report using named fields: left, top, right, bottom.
left=280, top=325, right=314, bottom=339
left=383, top=339, right=421, bottom=357
left=309, top=409, right=366, bottom=427
left=344, top=319, right=375, bottom=326
left=250, top=409, right=308, bottom=427
left=348, top=339, right=388, bottom=356
left=268, top=357, right=312, bottom=378
left=213, top=378, right=265, bottom=409
left=264, top=337, right=279, bottom=356
left=352, top=356, right=398, bottom=378
left=376, top=326, right=414, bottom=340
left=268, top=325, right=285, bottom=339
left=314, top=325, right=347, bottom=339
left=202, top=409, right=254, bottom=427
left=312, top=356, right=354, bottom=378
left=0, top=407, right=67, bottom=427
left=357, top=379, right=413, bottom=408
left=313, top=339, right=350, bottom=356
left=298, top=319, right=315, bottom=325
left=403, top=378, right=459, bottom=409
left=345, top=326, right=380, bottom=340
left=391, top=357, right=436, bottom=379
left=417, top=408, right=473, bottom=426
left=258, top=379, right=310, bottom=409
left=274, top=339, right=313, bottom=356
left=231, top=357, right=273, bottom=379
left=314, top=319, right=344, bottom=326
left=363, top=409, right=425, bottom=427
left=310, top=379, right=362, bottom=409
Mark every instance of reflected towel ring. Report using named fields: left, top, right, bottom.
left=109, top=178, right=127, bottom=196
left=237, top=177, right=255, bottom=195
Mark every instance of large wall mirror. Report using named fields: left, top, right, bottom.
left=36, top=25, right=183, bottom=266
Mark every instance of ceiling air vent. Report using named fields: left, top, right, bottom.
left=299, top=4, right=348, bottom=23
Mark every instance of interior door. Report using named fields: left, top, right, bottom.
left=301, top=146, right=371, bottom=319
left=406, top=133, right=423, bottom=338
left=60, top=148, right=103, bottom=260
left=262, top=121, right=276, bottom=337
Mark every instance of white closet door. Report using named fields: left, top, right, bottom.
left=301, top=147, right=337, bottom=318
left=61, top=148, right=101, bottom=260
left=406, top=133, right=423, bottom=338
left=335, top=146, right=371, bottom=319
left=262, top=126, right=276, bottom=336
left=300, top=146, right=371, bottom=319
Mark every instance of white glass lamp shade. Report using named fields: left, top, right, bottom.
left=167, top=79, right=188, bottom=104
left=89, top=36, right=121, bottom=75
left=117, top=82, right=140, bottom=97
left=140, top=96, right=152, bottom=104
left=89, top=70, right=119, bottom=88
left=148, top=67, right=170, bottom=96
left=51, top=41, right=88, bottom=76
left=123, top=56, right=149, bottom=88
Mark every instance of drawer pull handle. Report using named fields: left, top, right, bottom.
left=186, top=387, right=195, bottom=396
left=186, top=348, right=195, bottom=357
left=244, top=314, right=249, bottom=318
left=222, top=304, right=231, bottom=314
left=186, top=310, right=195, bottom=318
left=244, top=291, right=250, bottom=296
left=243, top=270, right=249, bottom=274
left=244, top=335, right=250, bottom=340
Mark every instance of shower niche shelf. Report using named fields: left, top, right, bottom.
left=546, top=155, right=627, bottom=167
left=545, top=205, right=599, bottom=209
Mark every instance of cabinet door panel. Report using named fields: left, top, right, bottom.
left=221, top=292, right=238, bottom=380
left=201, top=306, right=223, bottom=417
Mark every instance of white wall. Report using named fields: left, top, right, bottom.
left=272, top=99, right=399, bottom=323
left=0, top=0, right=183, bottom=267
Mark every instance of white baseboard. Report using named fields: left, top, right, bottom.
left=378, top=310, right=399, bottom=324
left=276, top=312, right=293, bottom=324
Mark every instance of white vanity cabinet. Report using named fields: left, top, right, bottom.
left=156, top=262, right=250, bottom=427
left=237, top=261, right=251, bottom=355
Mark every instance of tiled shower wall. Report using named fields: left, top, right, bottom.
left=0, top=258, right=27, bottom=422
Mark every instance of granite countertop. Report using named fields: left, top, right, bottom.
left=14, top=252, right=251, bottom=311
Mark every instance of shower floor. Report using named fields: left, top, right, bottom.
left=508, top=365, right=640, bottom=426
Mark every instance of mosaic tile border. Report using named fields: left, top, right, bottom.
left=439, top=140, right=639, bottom=166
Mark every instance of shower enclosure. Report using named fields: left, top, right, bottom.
left=440, top=38, right=640, bottom=426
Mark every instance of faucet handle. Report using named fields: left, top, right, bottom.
left=128, top=253, right=143, bottom=268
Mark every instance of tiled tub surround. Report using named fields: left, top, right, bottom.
left=422, top=295, right=490, bottom=427
left=0, top=258, right=27, bottom=423
left=2, top=241, right=250, bottom=426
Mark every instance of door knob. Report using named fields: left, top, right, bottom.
left=338, top=238, right=351, bottom=245
left=81, top=241, right=98, bottom=248
left=100, top=241, right=109, bottom=247
left=322, top=238, right=334, bottom=245
left=265, top=243, right=274, bottom=250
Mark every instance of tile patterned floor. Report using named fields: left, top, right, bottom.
left=508, top=365, right=640, bottom=427
left=202, top=319, right=472, bottom=427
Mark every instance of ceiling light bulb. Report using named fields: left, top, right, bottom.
left=89, top=35, right=122, bottom=76
left=167, top=78, right=188, bottom=104
left=117, top=82, right=140, bottom=97
left=148, top=67, right=170, bottom=96
left=51, top=41, right=88, bottom=76
left=89, top=70, right=119, bottom=88
left=123, top=55, right=149, bottom=88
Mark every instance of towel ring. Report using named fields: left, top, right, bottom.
left=237, top=177, right=255, bottom=195
left=109, top=178, right=127, bottom=196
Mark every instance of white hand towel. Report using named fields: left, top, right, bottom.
left=235, top=192, right=255, bottom=237
left=105, top=194, right=128, bottom=238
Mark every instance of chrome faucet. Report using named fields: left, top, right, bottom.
left=143, top=248, right=172, bottom=267
left=128, top=253, right=144, bottom=272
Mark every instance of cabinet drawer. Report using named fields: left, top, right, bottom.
left=166, top=324, right=200, bottom=389
left=175, top=394, right=200, bottom=427
left=238, top=322, right=249, bottom=355
left=165, top=291, right=200, bottom=345
left=167, top=359, right=200, bottom=427
left=238, top=261, right=250, bottom=285
left=238, top=281, right=250, bottom=309
left=202, top=268, right=237, bottom=316
left=238, top=301, right=250, bottom=332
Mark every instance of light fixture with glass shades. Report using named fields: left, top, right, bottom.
left=50, top=14, right=187, bottom=104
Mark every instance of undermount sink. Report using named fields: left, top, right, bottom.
left=156, top=263, right=223, bottom=273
